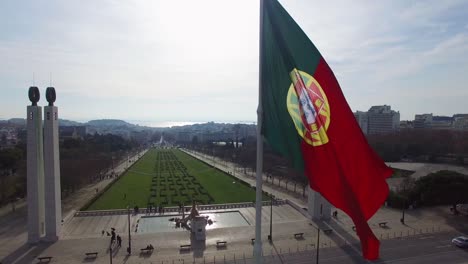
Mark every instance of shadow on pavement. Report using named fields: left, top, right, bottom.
left=319, top=219, right=389, bottom=264
left=191, top=233, right=206, bottom=259
left=1, top=241, right=53, bottom=264
left=437, top=207, right=468, bottom=235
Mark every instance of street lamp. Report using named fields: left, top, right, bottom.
left=127, top=206, right=132, bottom=255
left=268, top=193, right=274, bottom=241
left=111, top=156, right=115, bottom=175
left=109, top=245, right=113, bottom=264
left=232, top=153, right=236, bottom=176
left=401, top=197, right=406, bottom=224
left=316, top=227, right=320, bottom=264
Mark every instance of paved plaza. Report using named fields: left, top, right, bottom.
left=1, top=150, right=468, bottom=264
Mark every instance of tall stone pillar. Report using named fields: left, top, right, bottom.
left=43, top=87, right=62, bottom=241
left=27, top=86, right=45, bottom=243
left=307, top=187, right=331, bottom=220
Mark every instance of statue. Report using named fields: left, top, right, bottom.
left=28, top=86, right=40, bottom=106
left=46, top=87, right=56, bottom=106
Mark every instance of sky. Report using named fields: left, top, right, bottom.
left=1, top=0, right=468, bottom=126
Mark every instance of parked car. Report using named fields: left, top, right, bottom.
left=451, top=236, right=468, bottom=248
left=456, top=204, right=468, bottom=216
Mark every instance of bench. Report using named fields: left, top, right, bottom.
left=37, top=256, right=52, bottom=262
left=85, top=252, right=98, bottom=258
left=140, top=248, right=153, bottom=253
left=323, top=229, right=333, bottom=235
left=180, top=244, right=191, bottom=251
left=216, top=241, right=227, bottom=248
left=294, top=233, right=304, bottom=239
left=378, top=222, right=388, bottom=228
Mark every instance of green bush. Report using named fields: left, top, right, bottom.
left=408, top=170, right=468, bottom=206
left=386, top=191, right=407, bottom=209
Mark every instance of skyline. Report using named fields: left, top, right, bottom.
left=1, top=0, right=468, bottom=123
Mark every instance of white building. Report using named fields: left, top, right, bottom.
left=354, top=111, right=368, bottom=134
left=367, top=105, right=400, bottom=134
left=453, top=116, right=468, bottom=130
left=354, top=105, right=400, bottom=135
left=414, top=114, right=433, bottom=129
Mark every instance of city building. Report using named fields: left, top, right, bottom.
left=354, top=111, right=368, bottom=134
left=354, top=105, right=400, bottom=135
left=367, top=105, right=400, bottom=134
left=412, top=113, right=468, bottom=130
left=399, top=120, right=413, bottom=129
left=432, top=116, right=453, bottom=130
left=414, top=114, right=433, bottom=129
left=453, top=115, right=468, bottom=130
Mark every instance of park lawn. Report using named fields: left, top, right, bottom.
left=86, top=148, right=266, bottom=210
left=173, top=149, right=267, bottom=204
left=86, top=149, right=157, bottom=210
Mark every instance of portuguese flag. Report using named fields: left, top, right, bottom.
left=261, top=0, right=392, bottom=260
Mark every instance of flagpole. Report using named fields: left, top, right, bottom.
left=254, top=0, right=265, bottom=263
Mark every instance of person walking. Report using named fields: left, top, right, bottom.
left=117, top=235, right=122, bottom=247
left=111, top=229, right=116, bottom=244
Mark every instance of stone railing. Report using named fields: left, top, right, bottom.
left=74, top=200, right=286, bottom=217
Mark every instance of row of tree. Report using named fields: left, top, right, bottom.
left=0, top=134, right=141, bottom=206
left=367, top=129, right=468, bottom=163
left=184, top=136, right=308, bottom=186
left=182, top=129, right=468, bottom=196
left=387, top=170, right=468, bottom=209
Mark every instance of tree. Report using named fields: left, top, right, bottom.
left=1, top=134, right=7, bottom=145
left=0, top=148, right=23, bottom=203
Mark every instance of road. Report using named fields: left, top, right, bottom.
left=233, top=231, right=468, bottom=264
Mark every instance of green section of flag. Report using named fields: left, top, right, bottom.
left=261, top=0, right=322, bottom=171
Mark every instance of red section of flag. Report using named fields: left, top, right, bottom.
left=301, top=58, right=393, bottom=260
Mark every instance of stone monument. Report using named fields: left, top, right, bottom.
left=308, top=187, right=331, bottom=220
left=27, top=86, right=45, bottom=243
left=43, top=87, right=62, bottom=241
left=191, top=216, right=208, bottom=241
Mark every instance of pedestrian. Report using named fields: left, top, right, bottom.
left=117, top=235, right=122, bottom=247
left=111, top=230, right=116, bottom=244
left=124, top=193, right=126, bottom=199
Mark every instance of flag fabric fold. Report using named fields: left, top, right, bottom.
left=260, top=0, right=393, bottom=260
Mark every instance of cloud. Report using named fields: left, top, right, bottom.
left=1, top=0, right=468, bottom=122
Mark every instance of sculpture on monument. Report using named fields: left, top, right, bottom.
left=28, top=86, right=40, bottom=106
left=45, top=87, right=56, bottom=106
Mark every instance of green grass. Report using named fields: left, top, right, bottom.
left=86, top=150, right=157, bottom=210
left=86, top=148, right=265, bottom=210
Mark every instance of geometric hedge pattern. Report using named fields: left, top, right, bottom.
left=147, top=150, right=214, bottom=207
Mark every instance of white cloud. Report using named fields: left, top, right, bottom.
left=1, top=0, right=468, bottom=122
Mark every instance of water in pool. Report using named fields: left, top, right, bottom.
left=138, top=211, right=249, bottom=233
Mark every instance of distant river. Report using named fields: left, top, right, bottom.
left=130, top=120, right=256, bottom=128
